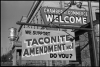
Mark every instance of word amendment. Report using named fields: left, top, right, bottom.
left=22, top=35, right=73, bottom=57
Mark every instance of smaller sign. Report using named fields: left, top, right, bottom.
left=40, top=7, right=89, bottom=26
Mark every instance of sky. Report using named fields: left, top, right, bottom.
left=1, top=1, right=33, bottom=55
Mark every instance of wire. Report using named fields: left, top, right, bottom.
left=40, top=2, right=72, bottom=29
left=82, top=6, right=87, bottom=10
left=49, top=5, right=71, bottom=25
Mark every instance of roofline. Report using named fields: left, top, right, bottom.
left=16, top=1, right=42, bottom=41
left=17, top=1, right=42, bottom=32
left=16, top=1, right=99, bottom=41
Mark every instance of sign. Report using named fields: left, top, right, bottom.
left=21, top=28, right=76, bottom=60
left=40, top=7, right=89, bottom=26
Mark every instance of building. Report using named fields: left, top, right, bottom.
left=12, top=1, right=99, bottom=66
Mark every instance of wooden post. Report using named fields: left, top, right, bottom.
left=46, top=60, right=52, bottom=66
left=13, top=49, right=16, bottom=66
left=16, top=51, right=19, bottom=65
left=88, top=1, right=98, bottom=66
left=15, top=47, right=22, bottom=66
left=46, top=60, right=49, bottom=66
left=18, top=55, right=21, bottom=66
left=49, top=60, right=52, bottom=66
left=16, top=50, right=21, bottom=66
left=19, top=50, right=22, bottom=66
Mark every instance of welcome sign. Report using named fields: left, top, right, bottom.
left=21, top=28, right=76, bottom=60
left=40, top=7, right=89, bottom=26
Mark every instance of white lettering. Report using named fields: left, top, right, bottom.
left=83, top=17, right=87, bottom=24
left=85, top=12, right=88, bottom=16
left=64, top=16, right=69, bottom=23
left=68, top=11, right=71, bottom=15
left=76, top=17, right=82, bottom=24
left=44, top=8, right=47, bottom=13
left=70, top=16, right=75, bottom=23
left=50, top=9, right=55, bottom=13
left=46, top=9, right=49, bottom=13
left=54, top=15, right=59, bottom=22
left=46, top=14, right=53, bottom=22
left=59, top=15, right=64, bottom=23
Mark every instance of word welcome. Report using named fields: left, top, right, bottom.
left=46, top=14, right=87, bottom=24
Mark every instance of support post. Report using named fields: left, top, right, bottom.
left=49, top=60, right=52, bottom=66
left=16, top=50, right=19, bottom=65
left=46, top=60, right=52, bottom=66
left=46, top=60, right=49, bottom=66
left=88, top=1, right=98, bottom=66
left=88, top=32, right=96, bottom=66
left=16, top=50, right=22, bottom=66
left=19, top=53, right=21, bottom=66
left=19, top=49, right=22, bottom=66
left=13, top=48, right=16, bottom=66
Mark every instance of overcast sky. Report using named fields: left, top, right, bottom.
left=1, top=1, right=33, bottom=55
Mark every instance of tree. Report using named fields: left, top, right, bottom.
left=1, top=50, right=13, bottom=62
left=1, top=54, right=7, bottom=62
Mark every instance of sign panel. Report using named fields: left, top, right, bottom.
left=22, top=28, right=76, bottom=60
left=40, top=7, right=89, bottom=26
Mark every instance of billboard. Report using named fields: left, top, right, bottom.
left=40, top=7, right=89, bottom=26
left=21, top=28, right=76, bottom=60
